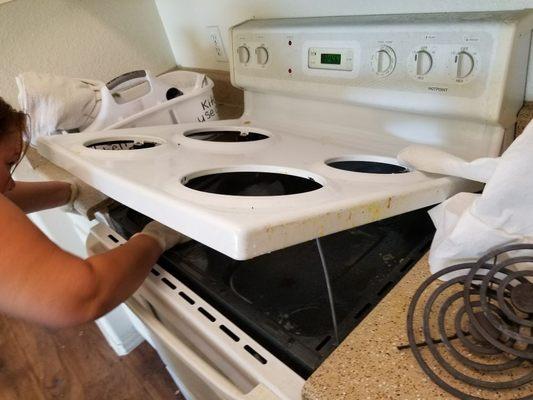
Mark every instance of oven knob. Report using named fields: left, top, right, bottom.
left=415, top=50, right=433, bottom=76
left=455, top=51, right=474, bottom=78
left=372, top=46, right=396, bottom=76
left=255, top=46, right=269, bottom=65
left=237, top=45, right=250, bottom=64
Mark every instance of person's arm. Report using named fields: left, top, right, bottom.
left=0, top=194, right=165, bottom=328
left=4, top=181, right=72, bottom=213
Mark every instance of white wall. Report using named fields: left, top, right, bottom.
left=154, top=0, right=533, bottom=99
left=0, top=0, right=175, bottom=105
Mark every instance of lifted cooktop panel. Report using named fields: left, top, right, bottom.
left=37, top=119, right=476, bottom=260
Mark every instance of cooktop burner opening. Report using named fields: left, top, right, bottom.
left=184, top=129, right=269, bottom=142
left=182, top=169, right=323, bottom=196
left=84, top=137, right=162, bottom=151
left=326, top=156, right=410, bottom=174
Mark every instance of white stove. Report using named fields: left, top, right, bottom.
left=37, top=12, right=532, bottom=260
left=36, top=11, right=533, bottom=400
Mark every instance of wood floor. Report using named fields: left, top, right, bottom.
left=0, top=313, right=185, bottom=400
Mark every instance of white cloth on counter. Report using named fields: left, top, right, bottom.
left=398, top=121, right=533, bottom=275
left=16, top=72, right=103, bottom=142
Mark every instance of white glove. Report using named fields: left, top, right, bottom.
left=67, top=180, right=78, bottom=206
left=397, top=145, right=500, bottom=183
left=58, top=179, right=79, bottom=213
left=135, top=221, right=191, bottom=251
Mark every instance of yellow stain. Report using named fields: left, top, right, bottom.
left=364, top=201, right=384, bottom=221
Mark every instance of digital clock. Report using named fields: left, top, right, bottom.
left=308, top=47, right=353, bottom=71
left=321, top=53, right=342, bottom=65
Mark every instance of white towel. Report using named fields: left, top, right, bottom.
left=16, top=72, right=103, bottom=142
left=398, top=122, right=533, bottom=275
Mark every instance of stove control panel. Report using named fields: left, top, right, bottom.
left=231, top=13, right=532, bottom=123
left=232, top=26, right=490, bottom=94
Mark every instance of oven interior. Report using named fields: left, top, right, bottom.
left=109, top=200, right=434, bottom=379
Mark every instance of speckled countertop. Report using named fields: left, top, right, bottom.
left=302, top=254, right=447, bottom=400
left=302, top=253, right=533, bottom=400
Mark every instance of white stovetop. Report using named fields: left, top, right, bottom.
left=37, top=116, right=477, bottom=259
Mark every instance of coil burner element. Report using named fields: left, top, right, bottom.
left=407, top=244, right=533, bottom=400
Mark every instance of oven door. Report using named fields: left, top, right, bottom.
left=86, top=223, right=305, bottom=400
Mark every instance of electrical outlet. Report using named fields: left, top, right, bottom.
left=207, top=26, right=228, bottom=62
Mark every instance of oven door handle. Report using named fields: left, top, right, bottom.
left=125, top=297, right=279, bottom=400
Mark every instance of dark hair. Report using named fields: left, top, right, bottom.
left=0, top=97, right=30, bottom=173
left=0, top=97, right=27, bottom=136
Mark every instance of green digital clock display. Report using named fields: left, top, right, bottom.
left=321, top=53, right=342, bottom=65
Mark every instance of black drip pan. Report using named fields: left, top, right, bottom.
left=327, top=160, right=408, bottom=174
left=86, top=139, right=160, bottom=151
left=185, top=130, right=269, bottom=142
left=184, top=171, right=322, bottom=196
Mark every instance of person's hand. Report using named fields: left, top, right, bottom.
left=136, top=221, right=191, bottom=252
